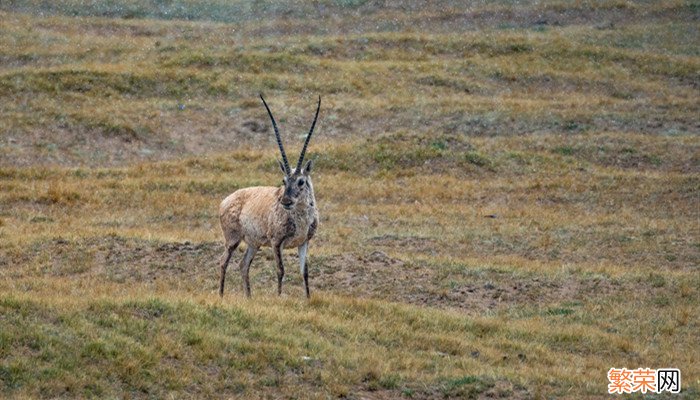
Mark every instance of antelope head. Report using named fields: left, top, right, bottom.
left=260, top=94, right=321, bottom=211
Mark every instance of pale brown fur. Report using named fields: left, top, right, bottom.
left=219, top=179, right=318, bottom=298
left=219, top=95, right=321, bottom=298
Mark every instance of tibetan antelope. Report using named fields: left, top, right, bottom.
left=219, top=95, right=321, bottom=298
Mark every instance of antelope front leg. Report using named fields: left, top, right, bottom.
left=239, top=246, right=257, bottom=298
left=298, top=242, right=310, bottom=299
left=273, top=241, right=285, bottom=295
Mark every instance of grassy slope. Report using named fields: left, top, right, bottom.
left=1, top=1, right=699, bottom=399
left=1, top=1, right=697, bottom=165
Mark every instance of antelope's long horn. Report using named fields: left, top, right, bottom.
left=296, top=96, right=321, bottom=172
left=260, top=94, right=291, bottom=176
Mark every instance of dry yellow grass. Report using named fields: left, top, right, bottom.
left=1, top=1, right=698, bottom=398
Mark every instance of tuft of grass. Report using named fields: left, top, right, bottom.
left=441, top=375, right=495, bottom=398
left=463, top=151, right=493, bottom=168
left=554, top=146, right=575, bottom=156
left=545, top=307, right=575, bottom=316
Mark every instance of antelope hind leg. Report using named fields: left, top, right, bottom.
left=219, top=242, right=239, bottom=297
left=239, top=245, right=257, bottom=298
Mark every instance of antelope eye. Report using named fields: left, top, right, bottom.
left=298, top=179, right=305, bottom=187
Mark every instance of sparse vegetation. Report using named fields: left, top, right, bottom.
left=0, top=1, right=698, bottom=399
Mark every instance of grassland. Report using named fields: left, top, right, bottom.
left=1, top=1, right=699, bottom=399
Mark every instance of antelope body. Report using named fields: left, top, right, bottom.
left=219, top=95, right=321, bottom=298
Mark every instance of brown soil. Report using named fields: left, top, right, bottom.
left=309, top=251, right=620, bottom=315
left=2, top=236, right=656, bottom=317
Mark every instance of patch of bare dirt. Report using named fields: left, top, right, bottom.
left=351, top=376, right=531, bottom=400
left=0, top=236, right=222, bottom=290
left=310, top=251, right=622, bottom=314
left=35, top=20, right=163, bottom=38
left=0, top=115, right=279, bottom=167
left=1, top=236, right=668, bottom=315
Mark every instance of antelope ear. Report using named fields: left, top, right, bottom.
left=277, top=159, right=287, bottom=175
left=303, top=159, right=313, bottom=175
